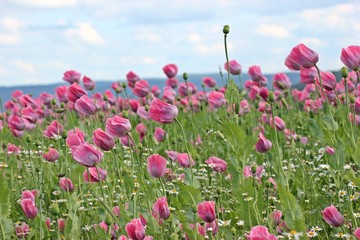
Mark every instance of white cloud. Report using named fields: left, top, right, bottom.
left=0, top=17, right=24, bottom=32
left=0, top=35, right=20, bottom=44
left=64, top=23, right=105, bottom=45
left=299, top=3, right=358, bottom=29
left=12, top=0, right=77, bottom=8
left=195, top=43, right=229, bottom=54
left=142, top=56, right=156, bottom=65
left=13, top=60, right=35, bottom=73
left=0, top=67, right=6, bottom=76
left=300, top=38, right=324, bottom=47
left=255, top=24, right=290, bottom=39
left=187, top=33, right=203, bottom=44
left=134, top=29, right=161, bottom=43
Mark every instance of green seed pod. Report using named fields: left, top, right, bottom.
left=111, top=108, right=116, bottom=114
left=350, top=95, right=356, bottom=104
left=122, top=111, right=128, bottom=119
left=105, top=215, right=112, bottom=226
left=223, top=25, right=230, bottom=34
left=25, top=135, right=31, bottom=143
left=122, top=82, right=127, bottom=89
left=49, top=202, right=60, bottom=216
left=144, top=105, right=149, bottom=111
left=98, top=111, right=104, bottom=120
left=62, top=130, right=68, bottom=139
left=51, top=99, right=57, bottom=106
left=60, top=102, right=65, bottom=108
left=183, top=72, right=188, bottom=81
left=341, top=66, right=349, bottom=79
left=268, top=92, right=275, bottom=103
left=103, top=94, right=108, bottom=102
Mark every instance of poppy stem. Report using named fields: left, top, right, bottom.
left=174, top=118, right=194, bottom=186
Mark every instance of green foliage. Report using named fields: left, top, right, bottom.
left=278, top=186, right=306, bottom=235
left=178, top=183, right=201, bottom=206
left=225, top=79, right=240, bottom=104
left=233, top=178, right=264, bottom=228
left=322, top=114, right=339, bottom=131
left=0, top=179, right=10, bottom=218
left=0, top=218, right=14, bottom=239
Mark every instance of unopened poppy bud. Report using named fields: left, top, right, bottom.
left=281, top=98, right=288, bottom=108
left=56, top=108, right=65, bottom=113
left=223, top=25, right=230, bottom=34
left=309, top=110, right=314, bottom=118
left=105, top=215, right=112, bottom=226
left=145, top=105, right=149, bottom=111
left=49, top=203, right=60, bottom=216
left=103, top=94, right=108, bottom=101
left=51, top=99, right=57, bottom=105
left=57, top=173, right=66, bottom=178
left=251, top=165, right=257, bottom=175
left=98, top=111, right=104, bottom=120
left=61, top=130, right=68, bottom=139
left=122, top=111, right=128, bottom=118
left=25, top=135, right=31, bottom=143
left=341, top=66, right=348, bottom=79
left=183, top=72, right=188, bottom=81
left=122, top=83, right=127, bottom=89
left=268, top=92, right=275, bottom=103
left=111, top=108, right=116, bottom=114
left=171, top=138, right=176, bottom=145
left=192, top=205, right=197, bottom=213
left=177, top=136, right=183, bottom=142
left=350, top=95, right=356, bottom=104
left=235, top=102, right=240, bottom=114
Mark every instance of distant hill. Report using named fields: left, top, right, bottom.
left=0, top=72, right=304, bottom=105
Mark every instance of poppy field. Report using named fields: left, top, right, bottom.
left=1, top=25, right=360, bottom=239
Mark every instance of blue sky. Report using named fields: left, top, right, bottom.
left=0, top=0, right=359, bottom=86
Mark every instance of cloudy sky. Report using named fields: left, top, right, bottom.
left=0, top=0, right=359, bottom=86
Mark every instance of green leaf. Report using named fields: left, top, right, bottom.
left=278, top=186, right=306, bottom=234
left=352, top=139, right=360, bottom=167
left=178, top=183, right=201, bottom=206
left=308, top=119, right=323, bottom=140
left=0, top=218, right=14, bottom=239
left=323, top=115, right=339, bottom=131
left=0, top=179, right=10, bottom=217
left=233, top=179, right=263, bottom=228
left=345, top=171, right=360, bottom=188
left=184, top=168, right=201, bottom=188
left=225, top=79, right=240, bottom=104
left=333, top=141, right=345, bottom=170
left=222, top=121, right=246, bottom=152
